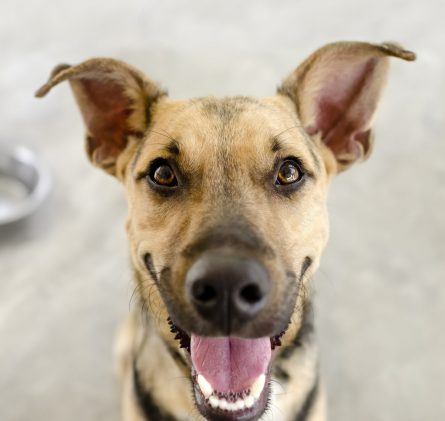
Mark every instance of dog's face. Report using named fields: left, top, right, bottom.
left=127, top=95, right=332, bottom=335
left=37, top=41, right=414, bottom=421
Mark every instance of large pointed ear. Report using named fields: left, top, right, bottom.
left=36, top=58, right=166, bottom=176
left=278, top=42, right=415, bottom=171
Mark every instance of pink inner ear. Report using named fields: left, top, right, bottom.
left=311, top=58, right=378, bottom=160
left=76, top=78, right=134, bottom=164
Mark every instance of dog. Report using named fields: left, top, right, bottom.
left=36, top=41, right=415, bottom=421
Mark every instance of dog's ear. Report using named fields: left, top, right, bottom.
left=36, top=58, right=166, bottom=176
left=279, top=42, right=415, bottom=171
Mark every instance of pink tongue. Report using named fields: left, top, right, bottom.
left=191, top=335, right=271, bottom=393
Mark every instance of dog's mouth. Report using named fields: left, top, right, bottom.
left=168, top=318, right=286, bottom=420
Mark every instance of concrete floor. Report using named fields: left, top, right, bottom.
left=1, top=1, right=444, bottom=420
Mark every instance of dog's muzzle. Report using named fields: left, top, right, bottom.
left=179, top=252, right=275, bottom=419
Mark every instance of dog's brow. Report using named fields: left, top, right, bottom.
left=272, top=126, right=322, bottom=171
left=271, top=136, right=283, bottom=153
left=166, top=140, right=180, bottom=155
left=271, top=126, right=306, bottom=153
left=131, top=132, right=181, bottom=177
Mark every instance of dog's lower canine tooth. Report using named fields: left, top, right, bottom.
left=197, top=374, right=213, bottom=398
left=245, top=395, right=255, bottom=408
left=209, top=395, right=219, bottom=408
left=251, top=373, right=266, bottom=399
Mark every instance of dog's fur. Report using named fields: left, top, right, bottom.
left=37, top=41, right=415, bottom=421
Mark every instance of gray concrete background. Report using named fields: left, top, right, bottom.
left=1, top=1, right=444, bottom=420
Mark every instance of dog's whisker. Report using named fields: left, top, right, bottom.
left=128, top=282, right=143, bottom=311
left=272, top=124, right=305, bottom=140
left=166, top=375, right=190, bottom=384
left=148, top=128, right=178, bottom=143
left=159, top=128, right=178, bottom=143
left=263, top=397, right=285, bottom=421
left=269, top=378, right=286, bottom=396
left=141, top=283, right=164, bottom=327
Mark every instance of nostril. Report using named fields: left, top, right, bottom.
left=192, top=282, right=217, bottom=303
left=185, top=254, right=271, bottom=328
left=239, top=283, right=263, bottom=305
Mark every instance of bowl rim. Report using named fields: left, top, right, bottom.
left=0, top=143, right=51, bottom=225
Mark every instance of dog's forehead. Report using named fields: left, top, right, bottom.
left=162, top=96, right=299, bottom=142
left=146, top=95, right=310, bottom=156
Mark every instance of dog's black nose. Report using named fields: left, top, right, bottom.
left=185, top=253, right=271, bottom=334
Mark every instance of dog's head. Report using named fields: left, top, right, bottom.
left=37, top=41, right=414, bottom=420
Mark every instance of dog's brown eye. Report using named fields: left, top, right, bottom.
left=276, top=160, right=302, bottom=185
left=148, top=160, right=178, bottom=188
left=153, top=165, right=176, bottom=186
left=154, top=165, right=176, bottom=186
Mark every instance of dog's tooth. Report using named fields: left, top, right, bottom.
left=235, top=399, right=245, bottom=410
left=219, top=398, right=228, bottom=410
left=251, top=373, right=266, bottom=399
left=226, top=402, right=237, bottom=411
left=197, top=374, right=214, bottom=399
left=244, top=395, right=255, bottom=408
left=209, top=395, right=219, bottom=409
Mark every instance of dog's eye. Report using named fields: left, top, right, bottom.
left=276, top=159, right=303, bottom=185
left=148, top=159, right=178, bottom=188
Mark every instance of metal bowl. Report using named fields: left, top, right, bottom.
left=0, top=143, right=51, bottom=225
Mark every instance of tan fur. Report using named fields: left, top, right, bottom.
left=37, top=41, right=415, bottom=421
